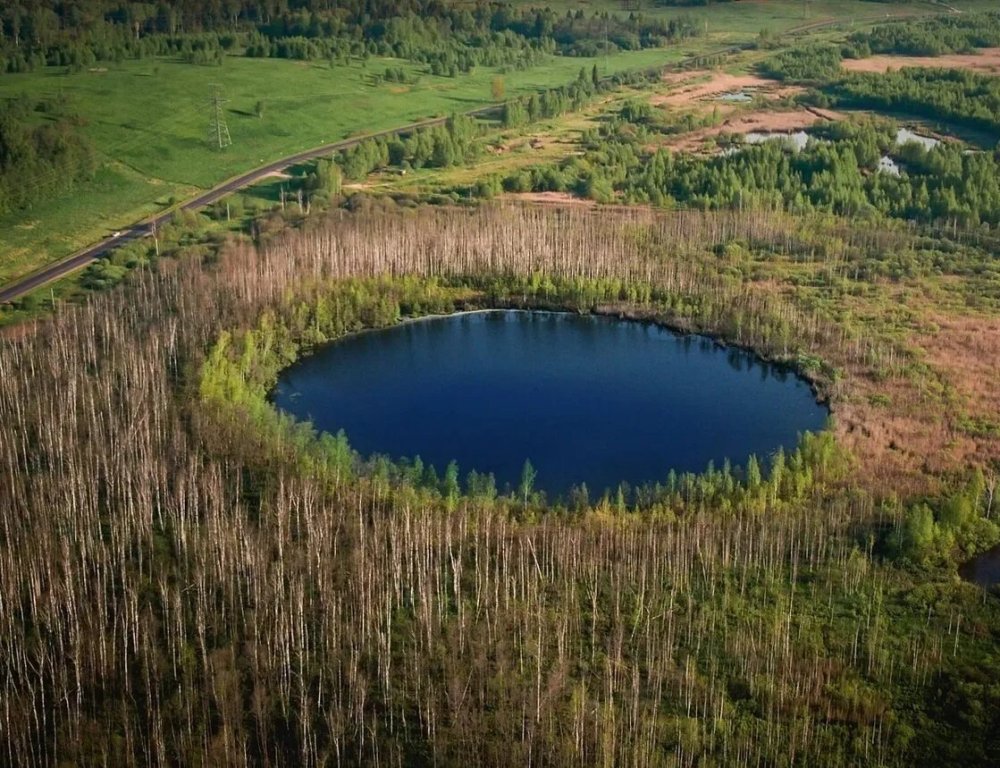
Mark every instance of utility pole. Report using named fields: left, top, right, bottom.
left=207, top=84, right=232, bottom=150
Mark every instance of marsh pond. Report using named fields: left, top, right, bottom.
left=273, top=311, right=828, bottom=497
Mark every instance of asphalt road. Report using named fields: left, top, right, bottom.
left=0, top=13, right=891, bottom=305
left=0, top=107, right=501, bottom=304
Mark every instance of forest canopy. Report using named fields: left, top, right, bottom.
left=0, top=1, right=700, bottom=73
left=0, top=94, right=96, bottom=214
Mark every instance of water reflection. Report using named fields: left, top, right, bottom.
left=959, top=544, right=1000, bottom=589
left=273, top=311, right=828, bottom=497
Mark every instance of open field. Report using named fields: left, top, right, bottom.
left=2, top=0, right=996, bottom=289
left=842, top=46, right=1000, bottom=73
left=0, top=47, right=675, bottom=284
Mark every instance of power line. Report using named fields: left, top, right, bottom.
left=207, top=83, right=232, bottom=150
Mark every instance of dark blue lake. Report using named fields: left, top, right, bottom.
left=272, top=311, right=828, bottom=498
left=960, top=545, right=1000, bottom=588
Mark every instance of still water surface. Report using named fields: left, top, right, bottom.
left=273, top=311, right=828, bottom=497
left=959, top=545, right=1000, bottom=588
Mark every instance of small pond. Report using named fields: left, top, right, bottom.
left=959, top=544, right=1000, bottom=589
left=743, top=131, right=811, bottom=152
left=716, top=91, right=754, bottom=103
left=896, top=127, right=940, bottom=150
left=272, top=311, right=828, bottom=498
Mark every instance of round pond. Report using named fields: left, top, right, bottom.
left=272, top=311, right=828, bottom=497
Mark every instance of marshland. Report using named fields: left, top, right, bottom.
left=2, top=3, right=1000, bottom=766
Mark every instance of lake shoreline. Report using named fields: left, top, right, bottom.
left=293, top=302, right=835, bottom=411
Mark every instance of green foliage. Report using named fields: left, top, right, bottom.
left=760, top=44, right=843, bottom=83
left=0, top=95, right=96, bottom=214
left=511, top=109, right=1000, bottom=227
left=848, top=11, right=1000, bottom=57
left=887, top=475, right=1000, bottom=564
left=80, top=260, right=127, bottom=291
left=829, top=68, right=1000, bottom=136
left=339, top=114, right=481, bottom=178
left=0, top=0, right=694, bottom=73
left=305, top=158, right=342, bottom=200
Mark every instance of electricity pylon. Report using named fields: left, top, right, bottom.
left=208, top=84, right=232, bottom=150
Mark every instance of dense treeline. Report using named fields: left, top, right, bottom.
left=759, top=43, right=843, bottom=83
left=337, top=114, right=482, bottom=179
left=333, top=66, right=656, bottom=181
left=827, top=68, right=1000, bottom=136
left=0, top=94, right=96, bottom=213
left=764, top=11, right=1000, bottom=83
left=846, top=10, right=1000, bottom=57
left=505, top=113, right=1000, bottom=227
left=3, top=206, right=998, bottom=765
left=0, top=1, right=698, bottom=73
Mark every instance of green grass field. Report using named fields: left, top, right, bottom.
left=0, top=0, right=995, bottom=285
left=0, top=49, right=674, bottom=284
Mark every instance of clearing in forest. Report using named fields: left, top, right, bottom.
left=653, top=108, right=844, bottom=154
left=652, top=71, right=803, bottom=108
left=841, top=47, right=1000, bottom=74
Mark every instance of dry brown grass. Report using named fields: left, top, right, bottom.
left=791, top=281, right=999, bottom=495
left=657, top=107, right=845, bottom=154
left=920, top=313, right=1000, bottom=456
left=652, top=71, right=803, bottom=108
left=841, top=48, right=1000, bottom=74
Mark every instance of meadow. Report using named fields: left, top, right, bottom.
left=0, top=48, right=672, bottom=284
left=2, top=0, right=994, bottom=286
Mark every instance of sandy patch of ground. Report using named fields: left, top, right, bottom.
left=659, top=70, right=700, bottom=86
left=653, top=71, right=803, bottom=108
left=841, top=48, right=1000, bottom=75
left=657, top=107, right=844, bottom=154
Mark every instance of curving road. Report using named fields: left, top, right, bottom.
left=0, top=12, right=923, bottom=305
left=0, top=108, right=502, bottom=304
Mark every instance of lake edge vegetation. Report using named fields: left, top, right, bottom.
left=1, top=206, right=998, bottom=766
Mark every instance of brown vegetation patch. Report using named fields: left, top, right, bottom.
left=919, top=313, right=1000, bottom=461
left=820, top=293, right=999, bottom=494
left=0, top=321, right=35, bottom=341
left=841, top=48, right=1000, bottom=74
left=833, top=381, right=974, bottom=497
left=652, top=71, right=803, bottom=108
left=657, top=107, right=844, bottom=155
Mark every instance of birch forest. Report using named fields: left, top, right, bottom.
left=1, top=206, right=997, bottom=766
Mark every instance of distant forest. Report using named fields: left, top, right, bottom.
left=0, top=1, right=700, bottom=73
